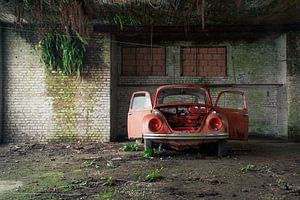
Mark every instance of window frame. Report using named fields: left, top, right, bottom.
left=121, top=46, right=167, bottom=76
left=180, top=46, right=227, bottom=77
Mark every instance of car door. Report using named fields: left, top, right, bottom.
left=214, top=91, right=248, bottom=140
left=128, top=91, right=152, bottom=139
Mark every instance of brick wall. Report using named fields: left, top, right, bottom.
left=181, top=47, right=226, bottom=76
left=122, top=47, right=165, bottom=76
left=1, top=27, right=296, bottom=142
left=1, top=27, right=111, bottom=143
left=114, top=37, right=288, bottom=139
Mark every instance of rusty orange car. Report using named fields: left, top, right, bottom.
left=127, top=85, right=248, bottom=156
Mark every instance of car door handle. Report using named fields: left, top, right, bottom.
left=243, top=114, right=248, bottom=116
left=128, top=113, right=132, bottom=115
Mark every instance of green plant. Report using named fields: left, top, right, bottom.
left=143, top=144, right=162, bottom=157
left=156, top=143, right=163, bottom=155
left=113, top=14, right=141, bottom=30
left=143, top=149, right=154, bottom=158
left=96, top=190, right=113, bottom=200
left=82, top=159, right=96, bottom=167
left=122, top=142, right=141, bottom=152
left=113, top=15, right=125, bottom=30
left=103, top=177, right=114, bottom=186
left=39, top=32, right=87, bottom=76
left=241, top=164, right=255, bottom=173
left=146, top=168, right=163, bottom=182
left=81, top=159, right=100, bottom=169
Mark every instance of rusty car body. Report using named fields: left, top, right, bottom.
left=127, top=84, right=248, bottom=156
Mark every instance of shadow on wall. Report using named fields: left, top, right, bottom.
left=0, top=24, right=41, bottom=144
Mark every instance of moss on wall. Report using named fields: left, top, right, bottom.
left=41, top=33, right=111, bottom=142
left=45, top=71, right=79, bottom=141
left=232, top=42, right=278, bottom=83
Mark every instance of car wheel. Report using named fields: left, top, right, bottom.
left=144, top=139, right=153, bottom=151
left=217, top=140, right=228, bottom=157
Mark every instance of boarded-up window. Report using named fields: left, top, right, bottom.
left=181, top=47, right=227, bottom=77
left=122, top=47, right=166, bottom=76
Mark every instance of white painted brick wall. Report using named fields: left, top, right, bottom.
left=2, top=28, right=111, bottom=143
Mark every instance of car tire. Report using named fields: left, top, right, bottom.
left=217, top=140, right=228, bottom=157
left=144, top=139, right=153, bottom=151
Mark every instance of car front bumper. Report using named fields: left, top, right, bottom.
left=143, top=133, right=229, bottom=140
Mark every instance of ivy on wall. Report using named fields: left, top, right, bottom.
left=39, top=32, right=87, bottom=76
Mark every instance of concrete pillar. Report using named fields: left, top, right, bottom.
left=275, top=34, right=288, bottom=138
left=286, top=31, right=300, bottom=141
left=0, top=24, right=3, bottom=143
left=110, top=34, right=119, bottom=141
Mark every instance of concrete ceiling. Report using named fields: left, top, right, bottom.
left=0, top=0, right=300, bottom=26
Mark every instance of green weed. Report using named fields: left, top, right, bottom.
left=39, top=32, right=87, bottom=76
left=96, top=190, right=114, bottom=200
left=82, top=159, right=99, bottom=168
left=144, top=143, right=163, bottom=157
left=156, top=143, right=163, bottom=155
left=143, top=149, right=154, bottom=158
left=242, top=164, right=255, bottom=173
left=122, top=142, right=141, bottom=152
left=103, top=177, right=114, bottom=186
left=145, top=168, right=163, bottom=182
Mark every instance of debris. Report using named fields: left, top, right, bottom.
left=277, top=179, right=292, bottom=190
left=198, top=191, right=220, bottom=197
left=111, top=157, right=122, bottom=161
left=0, top=181, right=23, bottom=193
left=106, top=160, right=115, bottom=168
left=285, top=188, right=300, bottom=196
left=210, top=179, right=222, bottom=185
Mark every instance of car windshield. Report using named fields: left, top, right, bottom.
left=156, top=87, right=209, bottom=105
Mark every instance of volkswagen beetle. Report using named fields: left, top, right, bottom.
left=127, top=85, right=248, bottom=156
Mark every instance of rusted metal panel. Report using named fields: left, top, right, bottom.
left=127, top=91, right=152, bottom=139
left=214, top=90, right=248, bottom=140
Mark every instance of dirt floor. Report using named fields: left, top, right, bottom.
left=0, top=139, right=299, bottom=200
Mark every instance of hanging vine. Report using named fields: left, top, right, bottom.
left=12, top=0, right=90, bottom=76
left=39, top=32, right=87, bottom=76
